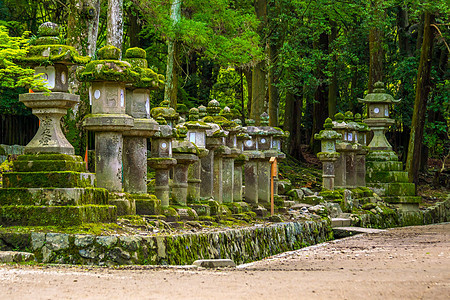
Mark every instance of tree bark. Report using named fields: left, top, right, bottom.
left=164, top=0, right=182, bottom=108
left=328, top=23, right=338, bottom=118
left=243, top=68, right=252, bottom=119
left=128, top=5, right=141, bottom=48
left=368, top=0, right=384, bottom=92
left=250, top=0, right=267, bottom=125
left=406, top=12, right=435, bottom=184
left=107, top=0, right=124, bottom=52
left=66, top=0, right=101, bottom=156
left=268, top=37, right=279, bottom=126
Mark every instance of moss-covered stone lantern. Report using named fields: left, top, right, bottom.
left=359, top=82, right=420, bottom=211
left=243, top=119, right=265, bottom=206
left=315, top=118, right=342, bottom=190
left=16, top=22, right=90, bottom=155
left=121, top=47, right=163, bottom=214
left=184, top=108, right=211, bottom=202
left=147, top=119, right=177, bottom=208
left=0, top=22, right=116, bottom=226
left=79, top=45, right=137, bottom=215
left=358, top=82, right=400, bottom=150
left=171, top=124, right=199, bottom=206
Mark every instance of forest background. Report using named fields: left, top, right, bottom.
left=0, top=0, right=448, bottom=185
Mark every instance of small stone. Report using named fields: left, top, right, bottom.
left=79, top=247, right=98, bottom=259
left=119, top=236, right=141, bottom=252
left=193, top=259, right=236, bottom=268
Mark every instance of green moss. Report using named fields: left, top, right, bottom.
left=98, top=45, right=121, bottom=60
left=3, top=171, right=93, bottom=189
left=77, top=59, right=138, bottom=82
left=18, top=45, right=90, bottom=65
left=32, top=36, right=60, bottom=45
left=125, top=47, right=146, bottom=59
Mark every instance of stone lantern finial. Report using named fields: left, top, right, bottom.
left=207, top=99, right=221, bottom=116
left=260, top=112, right=269, bottom=126
left=189, top=107, right=199, bottom=121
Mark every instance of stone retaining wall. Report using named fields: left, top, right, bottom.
left=355, top=198, right=450, bottom=229
left=0, top=220, right=332, bottom=266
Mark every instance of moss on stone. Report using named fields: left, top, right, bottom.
left=125, top=47, right=146, bottom=59
left=3, top=171, right=93, bottom=189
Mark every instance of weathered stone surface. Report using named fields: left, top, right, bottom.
left=0, top=251, right=35, bottom=263
left=120, top=236, right=141, bottom=251
left=31, top=232, right=46, bottom=250
left=45, top=233, right=69, bottom=251
left=287, top=189, right=304, bottom=202
left=96, top=236, right=118, bottom=248
left=74, top=235, right=95, bottom=248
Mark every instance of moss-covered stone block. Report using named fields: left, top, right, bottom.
left=0, top=205, right=116, bottom=226
left=135, top=195, right=161, bottom=215
left=3, top=171, right=95, bottom=188
left=0, top=187, right=108, bottom=206
left=188, top=204, right=210, bottom=216
left=13, top=159, right=86, bottom=172
left=366, top=170, right=409, bottom=183
left=207, top=199, right=220, bottom=216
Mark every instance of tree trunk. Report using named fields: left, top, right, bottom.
left=107, top=0, right=124, bottom=52
left=251, top=0, right=267, bottom=125
left=128, top=5, right=141, bottom=48
left=268, top=38, right=279, bottom=126
left=368, top=0, right=384, bottom=92
left=164, top=0, right=182, bottom=108
left=406, top=12, right=435, bottom=184
left=328, top=23, right=338, bottom=118
left=66, top=0, right=101, bottom=156
left=251, top=62, right=266, bottom=124
left=243, top=68, right=252, bottom=119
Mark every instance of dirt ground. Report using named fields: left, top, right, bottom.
left=0, top=223, right=448, bottom=300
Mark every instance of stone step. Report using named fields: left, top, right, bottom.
left=193, top=259, right=236, bottom=268
left=13, top=159, right=86, bottom=172
left=0, top=188, right=108, bottom=206
left=0, top=205, right=117, bottom=226
left=367, top=182, right=416, bottom=197
left=333, top=227, right=386, bottom=238
left=366, top=161, right=404, bottom=172
left=331, top=218, right=352, bottom=227
left=0, top=251, right=35, bottom=263
left=3, top=171, right=95, bottom=188
left=366, top=170, right=409, bottom=183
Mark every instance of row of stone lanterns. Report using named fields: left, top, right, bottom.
left=315, top=82, right=421, bottom=211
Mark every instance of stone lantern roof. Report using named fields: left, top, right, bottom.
left=150, top=100, right=179, bottom=124
left=358, top=82, right=401, bottom=104
left=16, top=22, right=90, bottom=66
left=315, top=118, right=342, bottom=141
left=123, top=47, right=164, bottom=90
left=184, top=108, right=211, bottom=130
left=77, top=45, right=138, bottom=82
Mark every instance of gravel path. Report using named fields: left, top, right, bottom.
left=0, top=223, right=449, bottom=300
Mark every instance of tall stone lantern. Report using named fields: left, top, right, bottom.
left=79, top=45, right=137, bottom=215
left=315, top=118, right=342, bottom=190
left=358, top=82, right=400, bottom=150
left=17, top=22, right=90, bottom=155
left=0, top=22, right=116, bottom=226
left=122, top=47, right=162, bottom=195
left=359, top=82, right=420, bottom=211
left=79, top=45, right=136, bottom=193
left=184, top=108, right=211, bottom=202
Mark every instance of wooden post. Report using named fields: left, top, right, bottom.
left=269, top=157, right=277, bottom=216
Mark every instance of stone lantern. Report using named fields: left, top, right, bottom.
left=257, top=112, right=280, bottom=204
left=315, top=118, right=342, bottom=190
left=243, top=119, right=265, bottom=205
left=122, top=47, right=161, bottom=196
left=359, top=82, right=420, bottom=211
left=147, top=117, right=177, bottom=208
left=184, top=108, right=211, bottom=202
left=358, top=82, right=400, bottom=150
left=171, top=124, right=199, bottom=206
left=17, top=22, right=90, bottom=155
left=79, top=45, right=136, bottom=208
left=233, top=126, right=250, bottom=202
left=354, top=113, right=370, bottom=186
left=0, top=22, right=116, bottom=226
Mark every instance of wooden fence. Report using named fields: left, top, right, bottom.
left=0, top=114, right=39, bottom=146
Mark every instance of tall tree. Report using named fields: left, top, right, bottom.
left=250, top=0, right=267, bottom=125
left=164, top=0, right=181, bottom=108
left=368, top=0, right=384, bottom=92
left=107, top=0, right=124, bottom=52
left=406, top=11, right=436, bottom=184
